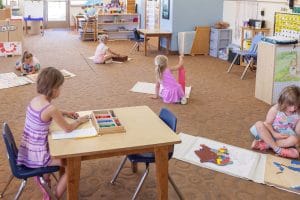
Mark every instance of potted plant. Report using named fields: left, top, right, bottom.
left=0, top=0, right=4, bottom=9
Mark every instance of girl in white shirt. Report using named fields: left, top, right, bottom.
left=93, top=34, right=120, bottom=64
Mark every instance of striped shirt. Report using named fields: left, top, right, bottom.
left=17, top=103, right=52, bottom=168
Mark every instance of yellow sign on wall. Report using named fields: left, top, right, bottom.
left=274, top=12, right=300, bottom=39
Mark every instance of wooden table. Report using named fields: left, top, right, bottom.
left=138, top=29, right=172, bottom=56
left=49, top=106, right=181, bottom=200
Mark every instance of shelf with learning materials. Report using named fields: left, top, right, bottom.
left=241, top=27, right=270, bottom=50
left=97, top=13, right=139, bottom=40
left=78, top=16, right=97, bottom=41
left=209, top=28, right=232, bottom=58
left=240, top=26, right=270, bottom=65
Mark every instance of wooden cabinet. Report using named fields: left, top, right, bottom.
left=0, top=8, right=11, bottom=20
left=0, top=17, right=23, bottom=42
left=190, top=26, right=210, bottom=55
left=97, top=13, right=139, bottom=40
left=78, top=17, right=97, bottom=41
left=127, top=0, right=136, bottom=14
left=255, top=42, right=300, bottom=104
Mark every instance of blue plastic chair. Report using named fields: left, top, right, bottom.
left=0, top=123, right=59, bottom=200
left=227, top=34, right=263, bottom=79
left=130, top=28, right=145, bottom=54
left=110, top=108, right=183, bottom=200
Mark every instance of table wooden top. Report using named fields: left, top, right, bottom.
left=138, top=29, right=172, bottom=35
left=49, top=106, right=181, bottom=158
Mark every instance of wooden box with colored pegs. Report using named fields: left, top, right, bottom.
left=112, top=55, right=128, bottom=62
left=91, top=110, right=126, bottom=135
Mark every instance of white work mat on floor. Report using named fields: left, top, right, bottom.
left=26, top=69, right=76, bottom=83
left=0, top=72, right=33, bottom=89
left=130, top=82, right=192, bottom=98
left=173, top=133, right=300, bottom=195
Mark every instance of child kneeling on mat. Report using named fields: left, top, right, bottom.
left=152, top=55, right=187, bottom=104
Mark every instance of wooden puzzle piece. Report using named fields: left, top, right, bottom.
left=194, top=144, right=233, bottom=166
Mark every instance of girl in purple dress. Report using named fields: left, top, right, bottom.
left=152, top=55, right=186, bottom=104
left=17, top=67, right=90, bottom=200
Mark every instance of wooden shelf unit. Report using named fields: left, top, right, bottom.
left=241, top=27, right=270, bottom=50
left=97, top=13, right=139, bottom=40
left=240, top=27, right=270, bottom=65
left=78, top=17, right=97, bottom=41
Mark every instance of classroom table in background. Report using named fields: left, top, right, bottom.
left=23, top=17, right=44, bottom=36
left=48, top=106, right=181, bottom=200
left=138, top=29, right=172, bottom=56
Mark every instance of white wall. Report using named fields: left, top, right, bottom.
left=223, top=0, right=290, bottom=46
left=136, top=0, right=145, bottom=28
left=136, top=0, right=224, bottom=51
left=70, top=7, right=83, bottom=26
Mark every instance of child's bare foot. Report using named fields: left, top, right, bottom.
left=251, top=140, right=269, bottom=151
left=278, top=148, right=299, bottom=159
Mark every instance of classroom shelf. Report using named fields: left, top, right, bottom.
left=97, top=13, right=139, bottom=40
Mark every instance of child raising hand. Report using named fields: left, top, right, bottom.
left=17, top=67, right=90, bottom=199
left=152, top=55, right=186, bottom=104
left=250, top=85, right=300, bottom=158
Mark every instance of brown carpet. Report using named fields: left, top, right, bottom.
left=0, top=30, right=298, bottom=200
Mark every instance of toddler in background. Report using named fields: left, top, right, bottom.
left=152, top=55, right=186, bottom=104
left=250, top=85, right=300, bottom=158
left=17, top=67, right=90, bottom=199
left=16, top=51, right=41, bottom=74
left=93, top=34, right=121, bottom=64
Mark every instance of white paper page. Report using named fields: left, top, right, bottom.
left=51, top=127, right=97, bottom=140
left=249, top=153, right=266, bottom=183
left=173, top=133, right=263, bottom=181
left=173, top=133, right=198, bottom=159
left=60, top=69, right=76, bottom=78
left=51, top=118, right=97, bottom=140
left=130, top=82, right=192, bottom=98
left=0, top=72, right=32, bottom=89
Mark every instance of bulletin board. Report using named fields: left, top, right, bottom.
left=274, top=12, right=300, bottom=39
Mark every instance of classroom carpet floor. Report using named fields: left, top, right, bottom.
left=0, top=30, right=298, bottom=200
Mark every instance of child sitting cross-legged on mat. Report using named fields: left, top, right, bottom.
left=250, top=85, right=300, bottom=159
left=151, top=55, right=187, bottom=104
left=16, top=51, right=41, bottom=75
left=93, top=34, right=122, bottom=64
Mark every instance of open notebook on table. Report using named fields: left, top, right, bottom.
left=50, top=110, right=126, bottom=140
left=50, top=117, right=97, bottom=140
